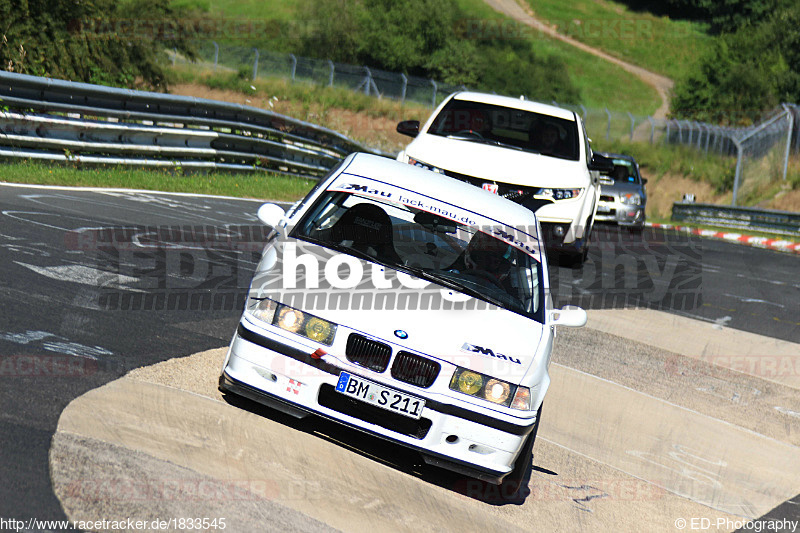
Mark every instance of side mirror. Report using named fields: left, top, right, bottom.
left=642, top=178, right=648, bottom=185
left=397, top=120, right=420, bottom=138
left=549, top=307, right=587, bottom=327
left=588, top=153, right=615, bottom=173
left=257, top=203, right=286, bottom=228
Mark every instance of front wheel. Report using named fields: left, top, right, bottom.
left=498, top=404, right=542, bottom=500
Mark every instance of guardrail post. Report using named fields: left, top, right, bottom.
left=627, top=112, right=635, bottom=140
left=252, top=48, right=259, bottom=81
left=213, top=42, right=219, bottom=72
left=289, top=54, right=297, bottom=83
left=604, top=107, right=611, bottom=140
left=431, top=80, right=438, bottom=109
left=400, top=73, right=407, bottom=104
left=328, top=60, right=335, bottom=87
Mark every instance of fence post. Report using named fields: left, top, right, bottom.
left=252, top=48, right=259, bottom=81
left=213, top=42, right=219, bottom=72
left=647, top=117, right=655, bottom=144
left=431, top=80, right=438, bottom=109
left=605, top=108, right=611, bottom=140
left=732, top=137, right=744, bottom=206
left=400, top=73, right=407, bottom=104
left=579, top=105, right=587, bottom=121
left=627, top=112, right=635, bottom=140
left=363, top=67, right=372, bottom=96
left=665, top=120, right=670, bottom=143
left=782, top=104, right=792, bottom=181
left=290, top=54, right=297, bottom=83
left=328, top=60, right=334, bottom=87
left=172, top=48, right=177, bottom=66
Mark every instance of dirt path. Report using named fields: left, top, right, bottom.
left=483, top=0, right=674, bottom=118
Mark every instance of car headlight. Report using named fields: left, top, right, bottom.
left=247, top=298, right=337, bottom=346
left=620, top=192, right=642, bottom=205
left=534, top=188, right=583, bottom=201
left=449, top=367, right=531, bottom=410
left=408, top=157, right=445, bottom=174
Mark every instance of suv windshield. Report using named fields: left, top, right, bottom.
left=293, top=189, right=544, bottom=321
left=427, top=99, right=579, bottom=161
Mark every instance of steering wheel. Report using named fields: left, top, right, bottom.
left=453, top=130, right=485, bottom=140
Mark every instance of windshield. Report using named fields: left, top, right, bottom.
left=292, top=189, right=544, bottom=321
left=427, top=99, right=579, bottom=161
left=609, top=159, right=641, bottom=184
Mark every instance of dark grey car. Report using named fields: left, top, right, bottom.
left=595, top=152, right=647, bottom=230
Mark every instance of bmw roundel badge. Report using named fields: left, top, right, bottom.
left=394, top=330, right=408, bottom=340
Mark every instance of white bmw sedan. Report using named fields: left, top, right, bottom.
left=219, top=153, right=586, bottom=492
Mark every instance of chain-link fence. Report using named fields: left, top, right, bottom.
left=173, top=44, right=798, bottom=207
left=177, top=43, right=466, bottom=108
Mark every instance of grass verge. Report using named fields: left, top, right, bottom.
left=0, top=161, right=314, bottom=202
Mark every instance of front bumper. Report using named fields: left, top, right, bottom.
left=220, top=323, right=538, bottom=484
left=595, top=201, right=645, bottom=227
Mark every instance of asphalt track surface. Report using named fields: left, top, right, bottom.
left=0, top=184, right=798, bottom=530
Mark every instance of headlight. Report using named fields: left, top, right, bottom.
left=449, top=367, right=531, bottom=410
left=247, top=299, right=337, bottom=346
left=408, top=157, right=445, bottom=174
left=534, top=188, right=582, bottom=201
left=620, top=192, right=642, bottom=205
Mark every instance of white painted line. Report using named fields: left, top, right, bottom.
left=0, top=181, right=271, bottom=202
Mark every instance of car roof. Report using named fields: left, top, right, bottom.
left=337, top=153, right=541, bottom=231
left=450, top=91, right=576, bottom=122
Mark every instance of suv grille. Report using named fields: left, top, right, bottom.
left=318, top=384, right=432, bottom=439
left=345, top=334, right=392, bottom=372
left=391, top=351, right=440, bottom=388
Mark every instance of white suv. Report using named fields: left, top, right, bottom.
left=396, top=92, right=613, bottom=265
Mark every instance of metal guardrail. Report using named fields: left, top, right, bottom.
left=672, top=202, right=800, bottom=236
left=0, top=71, right=390, bottom=178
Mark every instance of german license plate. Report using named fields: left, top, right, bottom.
left=597, top=205, right=612, bottom=213
left=335, top=372, right=425, bottom=419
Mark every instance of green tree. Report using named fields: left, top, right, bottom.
left=0, top=0, right=196, bottom=89
left=670, top=3, right=800, bottom=123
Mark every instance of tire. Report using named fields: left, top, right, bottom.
left=497, top=404, right=542, bottom=501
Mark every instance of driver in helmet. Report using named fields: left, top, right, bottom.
left=464, top=231, right=514, bottom=290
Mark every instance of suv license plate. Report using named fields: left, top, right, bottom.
left=335, top=372, right=425, bottom=419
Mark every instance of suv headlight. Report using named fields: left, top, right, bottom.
left=408, top=157, right=445, bottom=174
left=620, top=192, right=642, bottom=205
left=450, top=367, right=532, bottom=410
left=247, top=298, right=338, bottom=345
left=534, top=188, right=583, bottom=201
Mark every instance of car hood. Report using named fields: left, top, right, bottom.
left=599, top=180, right=645, bottom=196
left=327, top=306, right=543, bottom=383
left=407, top=134, right=588, bottom=188
left=251, top=238, right=544, bottom=383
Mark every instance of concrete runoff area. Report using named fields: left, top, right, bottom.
left=50, top=310, right=800, bottom=532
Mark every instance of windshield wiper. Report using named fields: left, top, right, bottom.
left=402, top=266, right=508, bottom=309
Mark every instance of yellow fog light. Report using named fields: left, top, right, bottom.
left=484, top=379, right=511, bottom=404
left=305, top=317, right=332, bottom=343
left=454, top=370, right=483, bottom=395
